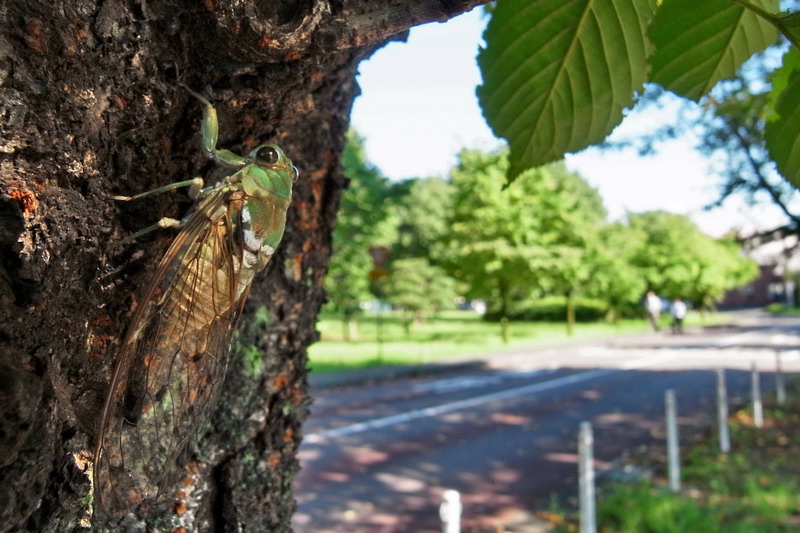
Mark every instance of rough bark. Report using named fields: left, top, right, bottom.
left=0, top=0, right=486, bottom=531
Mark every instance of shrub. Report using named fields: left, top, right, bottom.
left=485, top=296, right=608, bottom=322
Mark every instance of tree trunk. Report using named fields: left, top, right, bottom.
left=565, top=289, right=575, bottom=337
left=0, top=1, right=486, bottom=531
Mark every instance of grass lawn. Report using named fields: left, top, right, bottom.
left=546, top=384, right=800, bottom=532
left=307, top=309, right=725, bottom=373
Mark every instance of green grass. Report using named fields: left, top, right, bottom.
left=549, top=389, right=800, bottom=532
left=766, top=303, right=800, bottom=316
left=308, top=309, right=725, bottom=373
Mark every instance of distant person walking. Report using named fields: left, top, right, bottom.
left=645, top=291, right=662, bottom=331
left=671, top=298, right=687, bottom=334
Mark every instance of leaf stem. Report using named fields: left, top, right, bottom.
left=733, top=0, right=800, bottom=50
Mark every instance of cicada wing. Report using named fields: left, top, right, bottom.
left=94, top=190, right=251, bottom=516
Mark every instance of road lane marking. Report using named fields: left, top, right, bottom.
left=411, top=368, right=556, bottom=394
left=715, top=331, right=760, bottom=347
left=304, top=353, right=675, bottom=443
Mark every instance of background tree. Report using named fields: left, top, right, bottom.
left=682, top=236, right=761, bottom=311
left=382, top=258, right=456, bottom=334
left=628, top=211, right=758, bottom=308
left=392, top=176, right=454, bottom=261
left=0, top=1, right=485, bottom=531
left=325, top=130, right=394, bottom=340
left=443, top=149, right=545, bottom=320
left=694, top=67, right=800, bottom=232
left=534, top=162, right=607, bottom=335
left=628, top=211, right=703, bottom=294
left=606, top=56, right=800, bottom=239
left=588, top=223, right=648, bottom=323
left=442, top=150, right=604, bottom=325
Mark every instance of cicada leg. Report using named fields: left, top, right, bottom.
left=115, top=216, right=185, bottom=244
left=110, top=176, right=206, bottom=245
left=112, top=177, right=206, bottom=202
left=180, top=84, right=249, bottom=169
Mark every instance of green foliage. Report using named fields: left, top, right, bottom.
left=776, top=10, right=800, bottom=48
left=383, top=258, right=456, bottom=331
left=626, top=211, right=758, bottom=308
left=478, top=0, right=800, bottom=185
left=392, top=177, right=454, bottom=260
left=324, top=130, right=396, bottom=329
left=700, top=64, right=800, bottom=221
left=558, top=386, right=800, bottom=533
left=765, top=47, right=800, bottom=186
left=596, top=483, right=719, bottom=532
left=441, top=149, right=606, bottom=319
left=649, top=0, right=778, bottom=100
left=485, top=295, right=608, bottom=323
left=477, top=0, right=656, bottom=180
left=327, top=138, right=756, bottom=334
left=588, top=222, right=648, bottom=321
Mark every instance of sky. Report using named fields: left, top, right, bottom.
left=349, top=8, right=792, bottom=238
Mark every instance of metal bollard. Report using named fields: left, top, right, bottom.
left=439, top=489, right=461, bottom=533
left=776, top=350, right=786, bottom=405
left=579, top=421, right=596, bottom=533
left=716, top=369, right=730, bottom=453
left=665, top=389, right=680, bottom=492
left=751, top=363, right=763, bottom=428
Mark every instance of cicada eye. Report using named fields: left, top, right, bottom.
left=292, top=166, right=299, bottom=182
left=255, top=145, right=280, bottom=166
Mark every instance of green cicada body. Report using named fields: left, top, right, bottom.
left=93, top=92, right=297, bottom=516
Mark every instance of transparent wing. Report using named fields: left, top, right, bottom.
left=94, top=190, right=251, bottom=516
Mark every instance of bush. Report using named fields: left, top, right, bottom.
left=485, top=296, right=608, bottom=322
left=766, top=302, right=787, bottom=313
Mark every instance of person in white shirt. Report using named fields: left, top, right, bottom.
left=645, top=291, right=662, bottom=331
left=670, top=298, right=687, bottom=334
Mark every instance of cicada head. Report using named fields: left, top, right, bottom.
left=240, top=144, right=298, bottom=202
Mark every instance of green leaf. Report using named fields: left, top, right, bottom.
left=776, top=10, right=800, bottom=49
left=477, top=0, right=657, bottom=181
left=765, top=48, right=800, bottom=187
left=649, top=0, right=778, bottom=101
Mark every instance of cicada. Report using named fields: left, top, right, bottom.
left=93, top=88, right=297, bottom=517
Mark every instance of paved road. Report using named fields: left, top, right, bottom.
left=293, top=311, right=800, bottom=532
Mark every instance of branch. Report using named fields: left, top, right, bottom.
left=202, top=0, right=491, bottom=64
left=316, top=0, right=491, bottom=51
left=729, top=126, right=800, bottom=230
left=743, top=224, right=796, bottom=244
left=733, top=0, right=800, bottom=50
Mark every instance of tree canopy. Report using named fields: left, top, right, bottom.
left=327, top=145, right=759, bottom=327
left=628, top=211, right=759, bottom=309
left=441, top=149, right=607, bottom=320
left=324, top=131, right=395, bottom=338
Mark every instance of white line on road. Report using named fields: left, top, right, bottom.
left=304, top=353, right=676, bottom=443
left=411, top=368, right=557, bottom=394
left=715, top=331, right=760, bottom=347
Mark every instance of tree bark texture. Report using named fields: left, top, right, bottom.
left=0, top=0, right=485, bottom=531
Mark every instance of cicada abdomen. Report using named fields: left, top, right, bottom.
left=94, top=91, right=298, bottom=517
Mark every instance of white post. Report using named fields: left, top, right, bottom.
left=716, top=369, right=730, bottom=453
left=665, top=389, right=680, bottom=492
left=751, top=363, right=763, bottom=428
left=579, top=421, right=596, bottom=533
left=439, top=489, right=461, bottom=533
left=776, top=350, right=786, bottom=406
